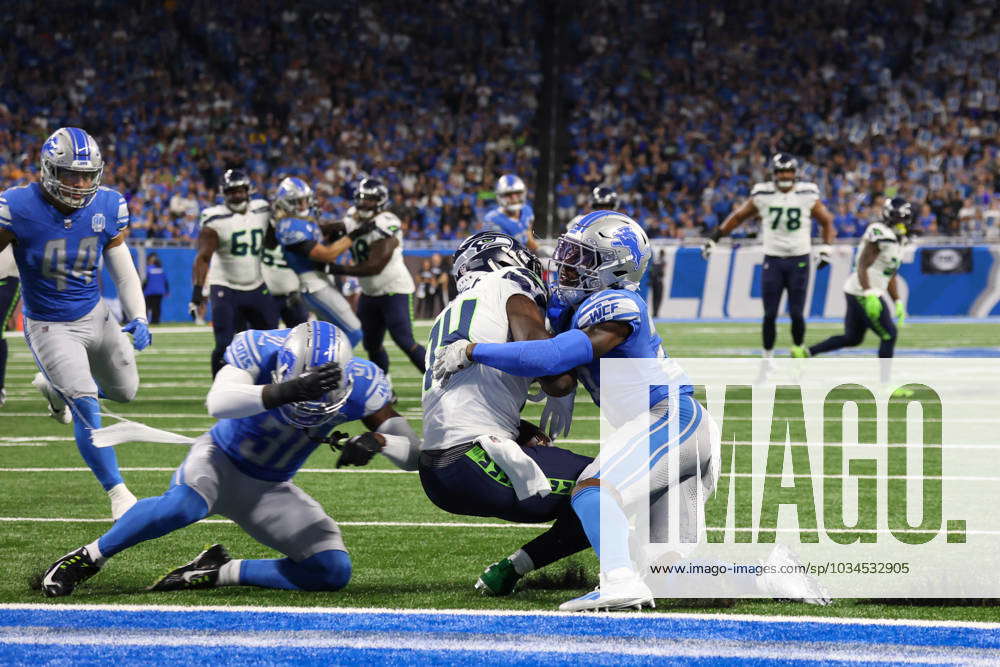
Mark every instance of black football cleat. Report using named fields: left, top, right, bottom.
left=148, top=544, right=232, bottom=591
left=41, top=546, right=101, bottom=597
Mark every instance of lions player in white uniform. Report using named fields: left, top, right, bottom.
left=703, top=154, right=835, bottom=359
left=329, top=178, right=425, bottom=374
left=190, top=169, right=280, bottom=376
left=420, top=231, right=593, bottom=596
left=795, top=197, right=910, bottom=364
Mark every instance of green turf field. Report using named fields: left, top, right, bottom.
left=1, top=320, right=998, bottom=620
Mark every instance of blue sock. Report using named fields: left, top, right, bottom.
left=71, top=396, right=122, bottom=491
left=571, top=485, right=633, bottom=572
left=98, top=484, right=208, bottom=558
left=239, top=549, right=351, bottom=591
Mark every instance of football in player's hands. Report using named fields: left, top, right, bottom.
left=516, top=419, right=551, bottom=448
left=330, top=432, right=385, bottom=468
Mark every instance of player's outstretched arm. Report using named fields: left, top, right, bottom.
left=328, top=405, right=421, bottom=471
left=812, top=200, right=836, bottom=245
left=703, top=199, right=757, bottom=258
left=328, top=237, right=398, bottom=277
left=105, top=235, right=151, bottom=350
left=506, top=293, right=576, bottom=397
left=190, top=226, right=218, bottom=315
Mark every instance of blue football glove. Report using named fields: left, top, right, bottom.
left=546, top=291, right=572, bottom=333
left=122, top=317, right=152, bottom=351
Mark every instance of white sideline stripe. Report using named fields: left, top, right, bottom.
left=0, top=517, right=544, bottom=529
left=0, top=443, right=49, bottom=447
left=3, top=601, right=999, bottom=629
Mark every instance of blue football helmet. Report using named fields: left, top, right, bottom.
left=452, top=231, right=544, bottom=294
left=221, top=169, right=252, bottom=213
left=496, top=174, right=526, bottom=215
left=274, top=177, right=315, bottom=217
left=40, top=127, right=104, bottom=209
left=354, top=177, right=389, bottom=220
left=273, top=321, right=354, bottom=427
left=554, top=210, right=651, bottom=305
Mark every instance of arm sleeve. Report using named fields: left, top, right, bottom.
left=471, top=327, right=593, bottom=378
left=104, top=242, right=146, bottom=322
left=375, top=416, right=421, bottom=471
left=206, top=364, right=266, bottom=418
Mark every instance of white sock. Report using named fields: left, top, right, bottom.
left=762, top=349, right=774, bottom=358
left=218, top=559, right=242, bottom=586
left=509, top=549, right=534, bottom=576
left=85, top=539, right=106, bottom=566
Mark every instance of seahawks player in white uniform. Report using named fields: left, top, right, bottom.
left=0, top=127, right=150, bottom=519
left=704, top=154, right=835, bottom=360
left=421, top=231, right=591, bottom=596
left=329, top=178, right=425, bottom=373
left=260, top=220, right=309, bottom=329
left=795, top=197, right=910, bottom=364
left=190, top=169, right=280, bottom=376
left=566, top=185, right=618, bottom=230
left=41, top=321, right=421, bottom=597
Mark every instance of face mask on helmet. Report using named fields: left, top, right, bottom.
left=45, top=166, right=103, bottom=208
left=40, top=127, right=104, bottom=209
left=774, top=169, right=795, bottom=192
left=498, top=190, right=525, bottom=214
left=552, top=236, right=607, bottom=305
left=224, top=185, right=250, bottom=213
left=273, top=322, right=354, bottom=428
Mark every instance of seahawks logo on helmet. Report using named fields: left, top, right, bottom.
left=452, top=231, right=543, bottom=293
left=590, top=185, right=618, bottom=210
left=355, top=177, right=389, bottom=221
left=882, top=196, right=915, bottom=237
left=221, top=169, right=252, bottom=213
left=770, top=153, right=798, bottom=192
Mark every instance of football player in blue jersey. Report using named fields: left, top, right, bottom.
left=484, top=174, right=539, bottom=253
left=435, top=211, right=830, bottom=610
left=40, top=321, right=421, bottom=597
left=0, top=127, right=151, bottom=519
left=267, top=177, right=372, bottom=348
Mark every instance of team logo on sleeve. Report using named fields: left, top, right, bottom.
left=91, top=213, right=106, bottom=232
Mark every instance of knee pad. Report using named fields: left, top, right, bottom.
left=300, top=549, right=352, bottom=591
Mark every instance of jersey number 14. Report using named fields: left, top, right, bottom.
left=423, top=298, right=478, bottom=391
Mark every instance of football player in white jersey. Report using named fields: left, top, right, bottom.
left=703, top=154, right=835, bottom=360
left=189, top=169, right=280, bottom=376
left=566, top=185, right=618, bottom=230
left=328, top=178, right=425, bottom=373
left=0, top=244, right=18, bottom=406
left=260, top=226, right=309, bottom=328
left=794, top=197, right=910, bottom=366
left=420, top=231, right=593, bottom=596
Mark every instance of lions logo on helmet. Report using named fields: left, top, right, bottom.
left=40, top=127, right=104, bottom=209
left=882, top=196, right=914, bottom=238
left=221, top=169, right=252, bottom=214
left=770, top=153, right=799, bottom=192
left=273, top=321, right=354, bottom=427
left=496, top=174, right=527, bottom=215
left=355, top=177, right=389, bottom=221
left=452, top=231, right=544, bottom=294
left=274, top=177, right=315, bottom=218
left=554, top=210, right=651, bottom=305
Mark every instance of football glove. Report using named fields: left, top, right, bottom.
left=862, top=290, right=883, bottom=321
left=701, top=229, right=723, bottom=260
left=816, top=244, right=832, bottom=270
left=348, top=219, right=378, bottom=240
left=516, top=419, right=551, bottom=448
left=122, top=317, right=152, bottom=351
left=261, top=361, right=342, bottom=408
left=895, top=300, right=906, bottom=325
left=539, top=391, right=575, bottom=439
left=329, top=431, right=384, bottom=468
left=546, top=291, right=572, bottom=333
left=433, top=339, right=474, bottom=386
left=188, top=285, right=205, bottom=320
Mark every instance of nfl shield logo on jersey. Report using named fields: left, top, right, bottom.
left=91, top=213, right=106, bottom=233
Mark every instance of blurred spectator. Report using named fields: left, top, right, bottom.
left=142, top=253, right=169, bottom=324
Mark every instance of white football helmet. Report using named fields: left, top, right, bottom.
left=496, top=174, right=526, bottom=215
left=40, top=127, right=104, bottom=209
left=553, top=210, right=651, bottom=306
left=273, top=321, right=354, bottom=427
left=274, top=177, right=315, bottom=218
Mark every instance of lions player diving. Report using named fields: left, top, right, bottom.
left=0, top=127, right=151, bottom=520
left=40, top=321, right=421, bottom=597
left=436, top=211, right=830, bottom=611
left=421, top=231, right=593, bottom=596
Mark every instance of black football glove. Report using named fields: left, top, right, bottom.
left=329, top=431, right=384, bottom=468
left=261, top=361, right=342, bottom=408
left=188, top=285, right=205, bottom=319
left=516, top=419, right=552, bottom=448
left=348, top=219, right=378, bottom=240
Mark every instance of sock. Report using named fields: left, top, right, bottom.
left=85, top=539, right=106, bottom=566
left=762, top=349, right=774, bottom=358
left=0, top=338, right=7, bottom=389
left=71, top=396, right=123, bottom=491
left=520, top=505, right=591, bottom=570
left=570, top=485, right=633, bottom=573
left=97, top=484, right=208, bottom=558
left=509, top=549, right=534, bottom=576
left=239, top=550, right=351, bottom=591
left=218, top=559, right=243, bottom=586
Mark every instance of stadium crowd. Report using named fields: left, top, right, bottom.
left=1, top=0, right=999, bottom=242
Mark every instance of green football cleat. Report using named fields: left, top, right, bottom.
left=790, top=346, right=810, bottom=358
left=475, top=558, right=522, bottom=596
left=148, top=544, right=231, bottom=591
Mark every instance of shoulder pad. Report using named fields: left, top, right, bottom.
left=865, top=222, right=897, bottom=243
left=249, top=201, right=270, bottom=214
left=199, top=205, right=233, bottom=227
left=114, top=195, right=129, bottom=232
left=351, top=360, right=393, bottom=416
left=276, top=217, right=315, bottom=245
left=750, top=182, right=775, bottom=196
left=794, top=182, right=820, bottom=194
left=224, top=329, right=289, bottom=378
left=499, top=266, right=547, bottom=308
left=0, top=195, right=12, bottom=230
left=374, top=211, right=401, bottom=236
left=575, top=290, right=643, bottom=328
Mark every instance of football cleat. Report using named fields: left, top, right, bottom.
left=148, top=544, right=231, bottom=591
left=32, top=372, right=71, bottom=424
left=475, top=558, right=522, bottom=596
left=41, top=546, right=101, bottom=597
left=790, top=346, right=810, bottom=358
left=0, top=387, right=6, bottom=407
left=558, top=567, right=655, bottom=612
left=761, top=545, right=832, bottom=606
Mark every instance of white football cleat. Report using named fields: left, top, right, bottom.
left=559, top=567, right=655, bottom=612
left=108, top=483, right=138, bottom=520
left=32, top=372, right=72, bottom=424
left=761, top=544, right=832, bottom=606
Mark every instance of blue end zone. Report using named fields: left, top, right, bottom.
left=2, top=605, right=998, bottom=664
